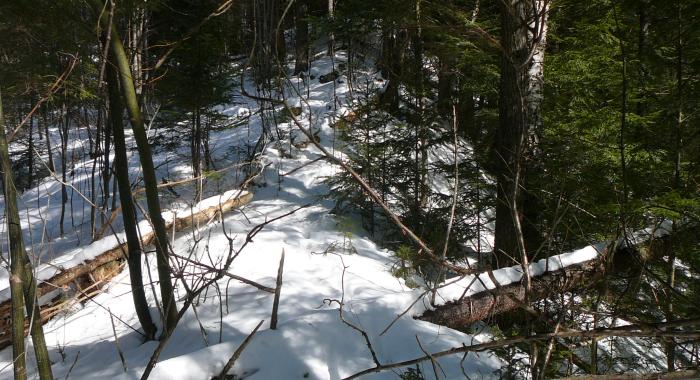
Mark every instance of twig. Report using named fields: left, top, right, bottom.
left=416, top=335, right=445, bottom=379
left=270, top=249, right=285, bottom=330
left=326, top=254, right=381, bottom=366
left=139, top=206, right=307, bottom=380
left=7, top=54, right=79, bottom=142
left=191, top=303, right=209, bottom=346
left=343, top=318, right=700, bottom=379
left=215, top=320, right=264, bottom=380
left=63, top=351, right=80, bottom=380
left=280, top=156, right=326, bottom=177
left=538, top=321, right=561, bottom=380
left=431, top=104, right=461, bottom=305
left=109, top=310, right=128, bottom=373
left=171, top=252, right=274, bottom=293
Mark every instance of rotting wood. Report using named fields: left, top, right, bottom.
left=0, top=191, right=253, bottom=349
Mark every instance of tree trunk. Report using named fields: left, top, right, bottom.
left=0, top=89, right=28, bottom=380
left=102, top=106, right=112, bottom=215
left=458, top=88, right=476, bottom=141
left=93, top=0, right=179, bottom=336
left=616, top=5, right=630, bottom=238
left=420, top=255, right=606, bottom=329
left=203, top=113, right=212, bottom=172
left=493, top=0, right=548, bottom=268
left=421, top=222, right=685, bottom=330
left=293, top=0, right=309, bottom=75
left=437, top=58, right=454, bottom=118
left=636, top=0, right=650, bottom=116
left=106, top=63, right=158, bottom=340
left=90, top=107, right=100, bottom=238
left=415, top=0, right=428, bottom=209
left=129, top=4, right=147, bottom=104
left=192, top=108, right=202, bottom=181
left=253, top=0, right=282, bottom=83
left=673, top=0, right=683, bottom=193
left=59, top=102, right=69, bottom=237
left=327, top=0, right=335, bottom=56
left=494, top=0, right=530, bottom=268
left=522, top=0, right=549, bottom=258
left=192, top=108, right=203, bottom=200
left=42, top=106, right=54, bottom=173
left=27, top=95, right=34, bottom=188
left=0, top=90, right=53, bottom=380
left=379, top=29, right=405, bottom=113
left=666, top=3, right=684, bottom=370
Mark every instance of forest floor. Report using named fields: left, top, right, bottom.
left=0, top=52, right=670, bottom=379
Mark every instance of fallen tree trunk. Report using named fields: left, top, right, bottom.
left=554, top=368, right=700, bottom=380
left=420, top=223, right=683, bottom=329
left=420, top=252, right=607, bottom=329
left=0, top=191, right=253, bottom=349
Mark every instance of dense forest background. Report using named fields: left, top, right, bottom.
left=1, top=0, right=700, bottom=379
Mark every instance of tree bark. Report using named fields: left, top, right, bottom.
left=379, top=29, right=406, bottom=113
left=0, top=89, right=28, bottom=380
left=420, top=254, right=606, bottom=329
left=421, top=222, right=685, bottom=329
left=253, top=0, right=282, bottom=83
left=293, top=0, right=309, bottom=75
left=106, top=63, right=158, bottom=340
left=636, top=0, right=650, bottom=116
left=92, top=0, right=179, bottom=336
left=493, top=0, right=548, bottom=268
left=437, top=58, right=454, bottom=117
left=494, top=0, right=530, bottom=268
left=0, top=90, right=53, bottom=380
left=27, top=95, right=34, bottom=189
left=192, top=108, right=202, bottom=181
left=42, top=106, right=54, bottom=173
left=59, top=102, right=69, bottom=237
left=327, top=0, right=335, bottom=56
left=102, top=106, right=112, bottom=215
left=0, top=191, right=253, bottom=350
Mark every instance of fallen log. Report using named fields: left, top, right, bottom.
left=420, top=251, right=607, bottom=329
left=0, top=190, right=253, bottom=349
left=554, top=368, right=700, bottom=380
left=420, top=221, right=685, bottom=329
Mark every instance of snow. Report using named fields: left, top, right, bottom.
left=0, top=53, right=511, bottom=380
left=0, top=50, right=669, bottom=379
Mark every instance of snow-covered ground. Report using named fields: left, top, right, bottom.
left=0, top=50, right=681, bottom=379
left=0, top=53, right=512, bottom=379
